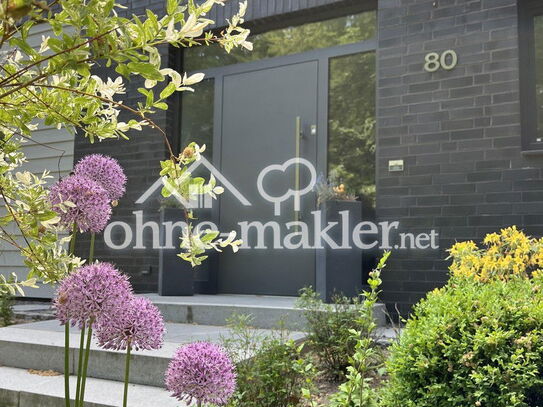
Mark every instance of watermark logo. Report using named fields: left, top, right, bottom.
left=104, top=158, right=440, bottom=251
left=135, top=156, right=251, bottom=209
left=257, top=157, right=317, bottom=216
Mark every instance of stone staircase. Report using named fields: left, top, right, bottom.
left=0, top=294, right=386, bottom=407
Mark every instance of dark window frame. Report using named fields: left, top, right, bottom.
left=519, top=0, right=543, bottom=151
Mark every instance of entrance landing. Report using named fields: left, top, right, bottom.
left=143, top=294, right=387, bottom=329
left=143, top=293, right=307, bottom=330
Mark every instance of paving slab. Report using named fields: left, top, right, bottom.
left=0, top=366, right=183, bottom=407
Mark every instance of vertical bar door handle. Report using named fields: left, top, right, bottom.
left=294, top=116, right=302, bottom=224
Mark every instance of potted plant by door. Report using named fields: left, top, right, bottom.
left=158, top=199, right=218, bottom=296
left=315, top=175, right=363, bottom=303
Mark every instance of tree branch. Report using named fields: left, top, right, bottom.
left=34, top=83, right=175, bottom=158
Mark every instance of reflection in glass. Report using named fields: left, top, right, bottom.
left=535, top=15, right=543, bottom=141
left=328, top=52, right=376, bottom=207
left=184, top=12, right=376, bottom=72
left=180, top=79, right=214, bottom=159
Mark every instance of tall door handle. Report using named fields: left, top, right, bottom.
left=294, top=116, right=302, bottom=225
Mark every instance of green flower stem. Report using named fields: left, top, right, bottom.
left=76, top=231, right=96, bottom=407
left=123, top=344, right=132, bottom=407
left=65, top=223, right=78, bottom=407
left=64, top=324, right=71, bottom=407
left=88, top=233, right=95, bottom=263
left=78, top=322, right=93, bottom=407
left=74, top=324, right=86, bottom=406
left=69, top=223, right=77, bottom=256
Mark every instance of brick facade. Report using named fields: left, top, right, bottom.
left=377, top=0, right=543, bottom=314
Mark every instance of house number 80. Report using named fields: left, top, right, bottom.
left=424, top=50, right=458, bottom=72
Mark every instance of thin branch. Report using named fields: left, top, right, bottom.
left=0, top=71, right=50, bottom=100
left=0, top=62, right=80, bottom=130
left=0, top=225, right=32, bottom=257
left=34, top=83, right=175, bottom=157
left=0, top=184, right=48, bottom=271
left=0, top=124, right=67, bottom=179
left=0, top=27, right=117, bottom=88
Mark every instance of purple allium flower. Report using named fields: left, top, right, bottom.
left=49, top=174, right=112, bottom=233
left=74, top=154, right=127, bottom=201
left=95, top=296, right=165, bottom=351
left=53, top=262, right=133, bottom=329
left=165, top=342, right=237, bottom=406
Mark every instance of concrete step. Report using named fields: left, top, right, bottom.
left=0, top=366, right=182, bottom=407
left=144, top=294, right=387, bottom=329
left=0, top=320, right=304, bottom=388
left=13, top=303, right=55, bottom=322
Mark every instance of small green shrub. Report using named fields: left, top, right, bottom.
left=382, top=277, right=543, bottom=407
left=297, top=286, right=362, bottom=379
left=297, top=252, right=389, bottom=380
left=222, top=314, right=316, bottom=407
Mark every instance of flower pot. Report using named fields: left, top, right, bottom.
left=316, top=200, right=363, bottom=303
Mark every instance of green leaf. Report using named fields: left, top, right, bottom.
left=9, top=37, right=35, bottom=56
left=201, top=230, right=219, bottom=242
left=167, top=0, right=178, bottom=15
left=127, top=62, right=164, bottom=81
left=161, top=185, right=172, bottom=198
left=160, top=82, right=176, bottom=100
left=154, top=102, right=168, bottom=110
left=76, top=63, right=91, bottom=77
left=138, top=87, right=154, bottom=106
left=116, top=64, right=131, bottom=78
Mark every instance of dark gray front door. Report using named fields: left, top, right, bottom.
left=218, top=61, right=318, bottom=296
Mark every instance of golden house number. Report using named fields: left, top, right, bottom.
left=424, top=50, right=458, bottom=72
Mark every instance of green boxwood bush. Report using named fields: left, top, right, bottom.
left=382, top=277, right=543, bottom=407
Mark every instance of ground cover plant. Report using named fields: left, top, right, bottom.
left=220, top=314, right=317, bottom=407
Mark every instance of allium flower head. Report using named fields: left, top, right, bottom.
left=49, top=174, right=111, bottom=233
left=74, top=154, right=127, bottom=201
left=95, top=296, right=165, bottom=351
left=165, top=342, right=236, bottom=406
left=53, top=262, right=133, bottom=328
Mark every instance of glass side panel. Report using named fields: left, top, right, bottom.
left=180, top=78, right=214, bottom=159
left=184, top=11, right=376, bottom=72
left=328, top=51, right=376, bottom=208
left=535, top=15, right=543, bottom=141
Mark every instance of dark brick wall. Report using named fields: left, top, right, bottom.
left=376, top=0, right=543, bottom=315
